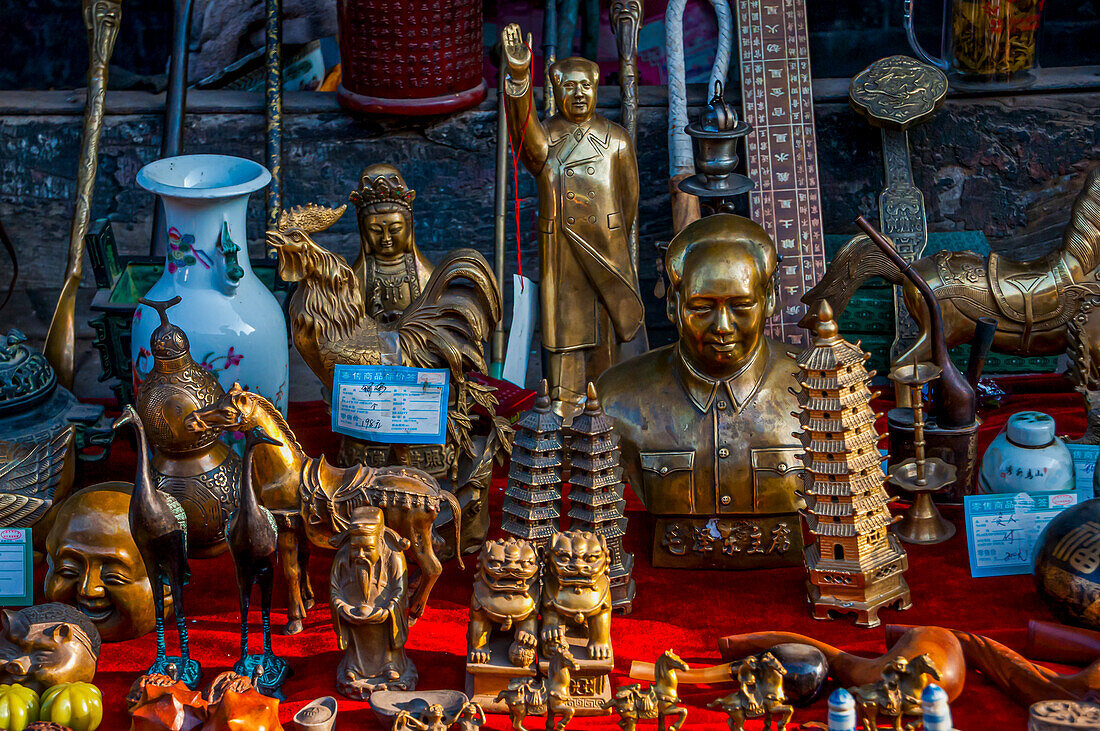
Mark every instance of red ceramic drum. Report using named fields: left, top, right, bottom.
left=337, top=0, right=487, bottom=115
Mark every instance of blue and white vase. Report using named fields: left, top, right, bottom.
left=131, top=154, right=288, bottom=414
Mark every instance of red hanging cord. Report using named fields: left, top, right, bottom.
left=506, top=40, right=535, bottom=290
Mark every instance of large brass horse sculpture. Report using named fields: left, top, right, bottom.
left=185, top=385, right=460, bottom=634
left=804, top=169, right=1100, bottom=371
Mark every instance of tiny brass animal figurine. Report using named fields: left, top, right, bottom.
left=133, top=297, right=241, bottom=558
left=467, top=538, right=540, bottom=667
left=500, top=22, right=646, bottom=421
left=601, top=649, right=689, bottom=731
left=113, top=405, right=201, bottom=689
left=717, top=626, right=966, bottom=703
left=0, top=604, right=100, bottom=693
left=542, top=531, right=612, bottom=662
left=805, top=168, right=1100, bottom=368
left=393, top=701, right=484, bottom=731
left=329, top=506, right=417, bottom=698
left=227, top=425, right=289, bottom=697
left=494, top=640, right=578, bottom=731
left=45, top=482, right=173, bottom=643
left=267, top=203, right=510, bottom=553
left=848, top=654, right=941, bottom=731
left=709, top=653, right=793, bottom=731
left=187, top=385, right=462, bottom=633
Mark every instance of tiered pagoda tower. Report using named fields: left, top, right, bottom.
left=502, top=380, right=563, bottom=547
left=796, top=302, right=910, bottom=628
left=566, top=383, right=635, bottom=614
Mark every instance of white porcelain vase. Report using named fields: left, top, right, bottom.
left=131, top=154, right=288, bottom=414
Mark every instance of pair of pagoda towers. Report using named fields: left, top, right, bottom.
left=503, top=381, right=636, bottom=613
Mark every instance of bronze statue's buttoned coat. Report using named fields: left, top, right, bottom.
left=504, top=87, right=644, bottom=352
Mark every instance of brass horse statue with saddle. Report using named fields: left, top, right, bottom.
left=805, top=169, right=1100, bottom=372
left=185, top=384, right=460, bottom=634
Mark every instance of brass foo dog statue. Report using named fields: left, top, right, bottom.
left=467, top=538, right=540, bottom=667
left=805, top=168, right=1100, bottom=366
left=267, top=203, right=512, bottom=550
left=186, top=385, right=460, bottom=634
left=542, top=531, right=613, bottom=662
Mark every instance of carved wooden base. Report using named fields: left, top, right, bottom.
left=651, top=514, right=803, bottom=569
left=807, top=579, right=912, bottom=628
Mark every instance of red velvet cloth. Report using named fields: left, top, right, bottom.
left=64, top=375, right=1090, bottom=729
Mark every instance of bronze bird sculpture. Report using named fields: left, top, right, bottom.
left=227, top=424, right=289, bottom=697
left=0, top=427, right=73, bottom=533
left=113, top=405, right=201, bottom=688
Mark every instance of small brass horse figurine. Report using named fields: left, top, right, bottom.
left=185, top=384, right=461, bottom=633
left=709, top=652, right=793, bottom=731
left=494, top=640, right=578, bottom=731
left=848, top=654, right=940, bottom=731
left=602, top=649, right=689, bottom=731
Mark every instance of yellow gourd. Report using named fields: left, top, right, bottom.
left=0, top=684, right=39, bottom=731
left=39, top=683, right=102, bottom=731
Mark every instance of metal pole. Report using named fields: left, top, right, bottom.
left=543, top=0, right=558, bottom=116
left=491, top=65, right=508, bottom=377
left=149, top=0, right=194, bottom=256
left=265, top=0, right=283, bottom=237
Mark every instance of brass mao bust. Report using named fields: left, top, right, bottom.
left=133, top=297, right=241, bottom=557
left=597, top=214, right=804, bottom=569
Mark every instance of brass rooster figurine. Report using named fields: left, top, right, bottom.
left=267, top=203, right=512, bottom=553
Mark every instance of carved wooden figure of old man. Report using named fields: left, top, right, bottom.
left=329, top=506, right=417, bottom=698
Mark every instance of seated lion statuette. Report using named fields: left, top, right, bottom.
left=468, top=538, right=540, bottom=667
left=465, top=538, right=541, bottom=710
left=539, top=530, right=614, bottom=714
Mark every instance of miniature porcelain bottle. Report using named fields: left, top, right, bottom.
left=978, top=411, right=1074, bottom=494
left=131, top=155, right=288, bottom=415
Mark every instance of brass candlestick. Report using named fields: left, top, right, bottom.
left=888, top=362, right=956, bottom=544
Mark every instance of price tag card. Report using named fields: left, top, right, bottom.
left=964, top=489, right=1090, bottom=578
left=1067, top=443, right=1099, bottom=496
left=332, top=365, right=449, bottom=445
left=0, top=528, right=32, bottom=606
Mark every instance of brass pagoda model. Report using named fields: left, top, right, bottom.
left=566, top=383, right=635, bottom=614
left=502, top=380, right=563, bottom=548
left=796, top=302, right=911, bottom=628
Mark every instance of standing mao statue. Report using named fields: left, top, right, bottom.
left=349, top=164, right=435, bottom=322
left=501, top=23, right=646, bottom=421
left=329, top=506, right=417, bottom=698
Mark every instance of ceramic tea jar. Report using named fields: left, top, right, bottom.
left=978, top=412, right=1074, bottom=494
left=131, top=155, right=288, bottom=416
left=134, top=298, right=241, bottom=558
left=1034, top=498, right=1100, bottom=630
